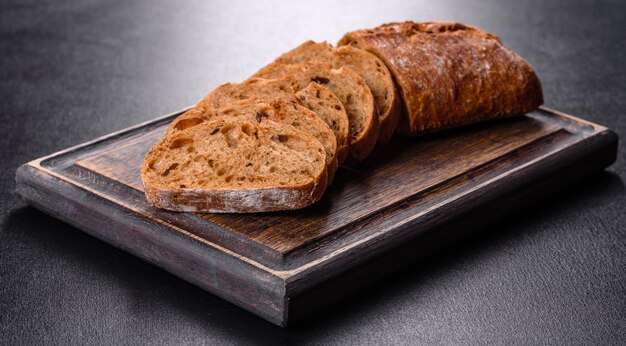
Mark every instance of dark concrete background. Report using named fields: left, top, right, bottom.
left=1, top=0, right=624, bottom=344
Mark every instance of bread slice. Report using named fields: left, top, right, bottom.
left=295, top=82, right=350, bottom=164
left=259, top=41, right=400, bottom=144
left=142, top=118, right=328, bottom=212
left=194, top=76, right=350, bottom=164
left=338, top=22, right=543, bottom=136
left=253, top=61, right=378, bottom=163
left=166, top=98, right=338, bottom=181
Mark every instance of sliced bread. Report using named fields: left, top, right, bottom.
left=252, top=61, right=378, bottom=163
left=259, top=41, right=400, bottom=144
left=142, top=118, right=328, bottom=212
left=166, top=98, right=338, bottom=180
left=195, top=76, right=350, bottom=164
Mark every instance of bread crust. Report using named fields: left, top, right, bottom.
left=143, top=174, right=327, bottom=213
left=338, top=21, right=543, bottom=136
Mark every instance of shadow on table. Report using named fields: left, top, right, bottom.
left=4, top=170, right=624, bottom=344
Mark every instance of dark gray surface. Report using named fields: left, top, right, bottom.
left=1, top=0, right=624, bottom=344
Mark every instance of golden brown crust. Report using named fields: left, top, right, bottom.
left=338, top=21, right=544, bottom=136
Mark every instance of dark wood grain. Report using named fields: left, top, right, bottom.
left=15, top=107, right=618, bottom=326
left=76, top=112, right=561, bottom=258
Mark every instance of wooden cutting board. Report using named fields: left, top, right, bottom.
left=15, top=107, right=617, bottom=327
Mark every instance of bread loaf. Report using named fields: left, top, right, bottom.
left=253, top=61, right=378, bottom=163
left=338, top=21, right=543, bottom=135
left=256, top=41, right=400, bottom=144
left=142, top=118, right=328, bottom=212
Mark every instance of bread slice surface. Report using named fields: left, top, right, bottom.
left=253, top=61, right=378, bottom=163
left=264, top=41, right=400, bottom=144
left=196, top=76, right=350, bottom=164
left=142, top=118, right=328, bottom=213
left=166, top=98, right=337, bottom=180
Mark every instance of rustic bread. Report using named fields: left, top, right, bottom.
left=142, top=21, right=545, bottom=213
left=253, top=61, right=378, bottom=163
left=194, top=76, right=350, bottom=164
left=167, top=98, right=338, bottom=181
left=338, top=21, right=543, bottom=136
left=256, top=41, right=400, bottom=144
left=142, top=118, right=328, bottom=212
